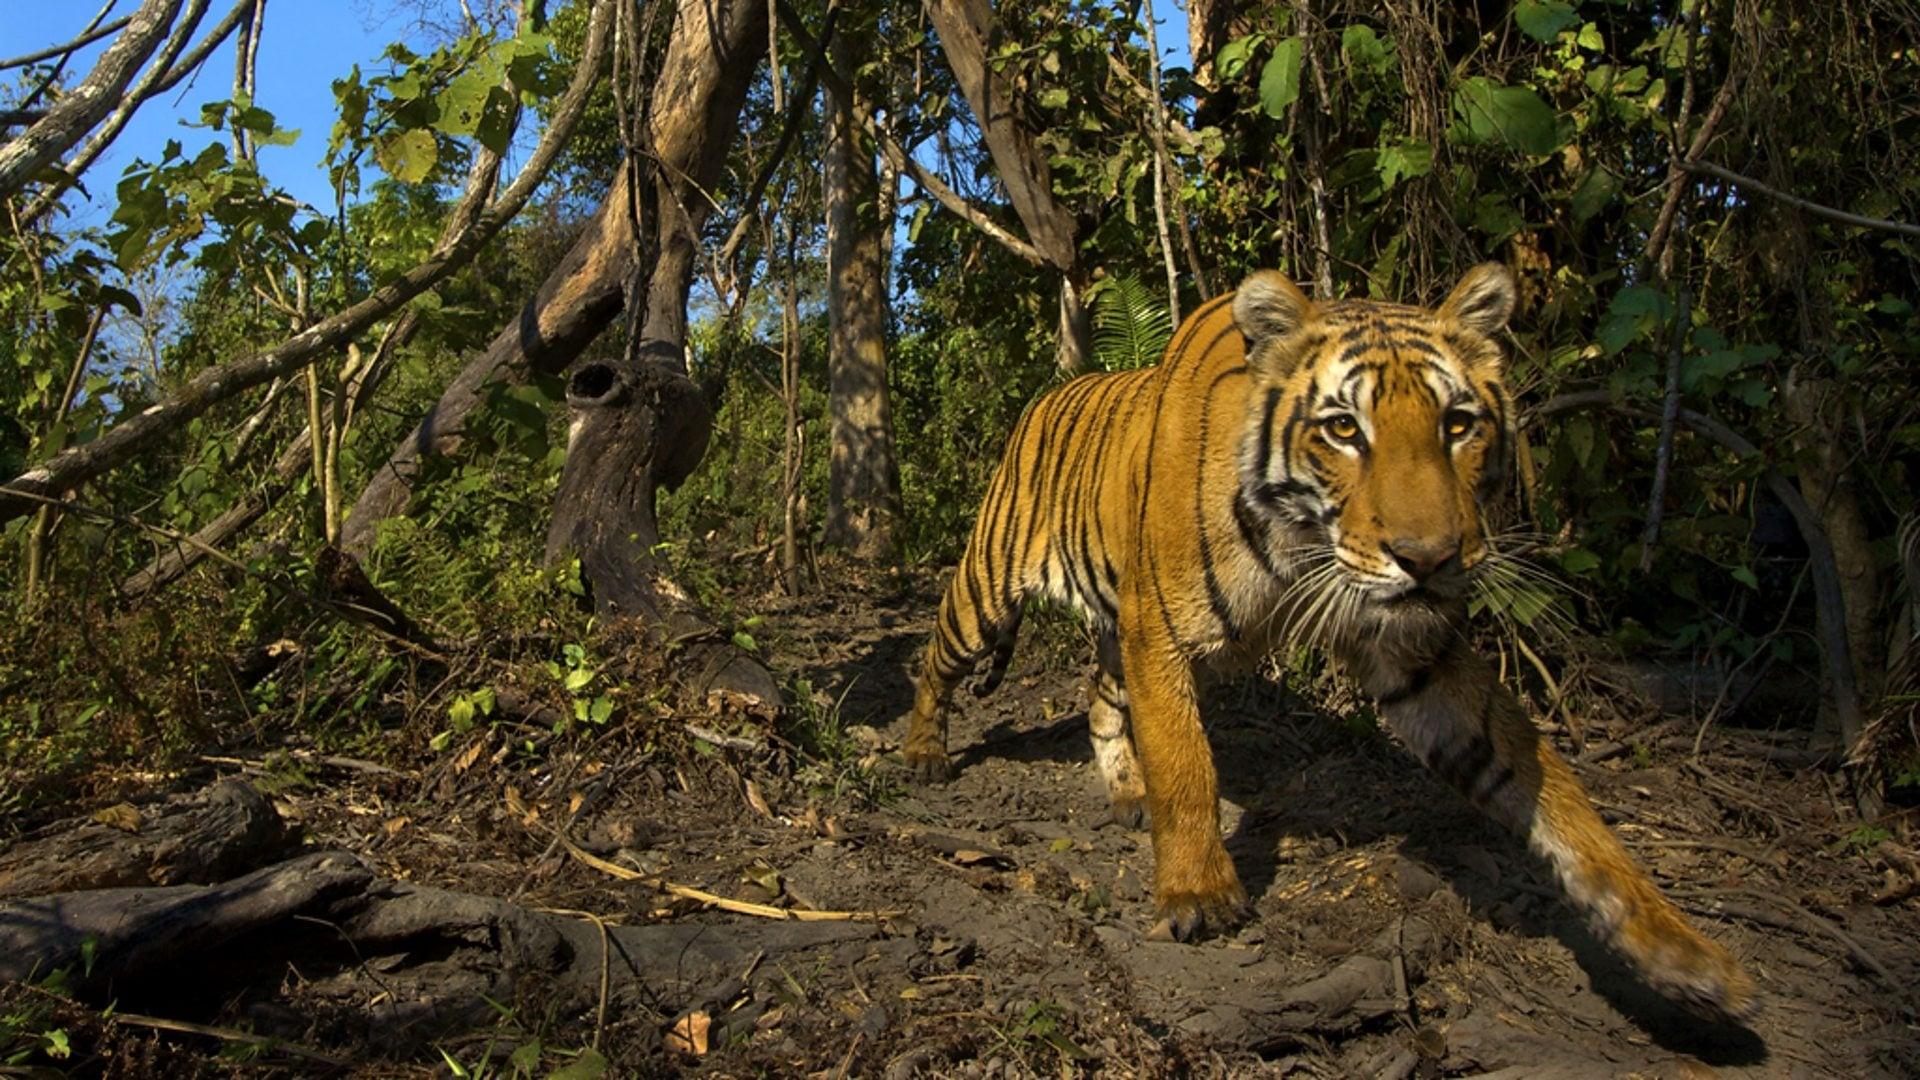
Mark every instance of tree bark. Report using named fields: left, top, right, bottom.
left=545, top=349, right=780, bottom=708
left=0, top=780, right=289, bottom=900
left=0, top=0, right=183, bottom=200
left=823, top=25, right=901, bottom=561
left=923, top=0, right=1091, bottom=372
left=1783, top=370, right=1884, bottom=711
left=342, top=0, right=768, bottom=552
left=637, top=0, right=769, bottom=350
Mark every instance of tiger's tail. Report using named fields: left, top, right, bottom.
left=900, top=510, right=1032, bottom=778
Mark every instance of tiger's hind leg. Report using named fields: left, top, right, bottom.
left=901, top=556, right=1025, bottom=783
left=1089, top=630, right=1148, bottom=828
left=1358, top=641, right=1757, bottom=1021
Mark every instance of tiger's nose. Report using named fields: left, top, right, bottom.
left=1385, top=538, right=1461, bottom=582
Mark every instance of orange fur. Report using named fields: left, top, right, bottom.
left=902, top=266, right=1756, bottom=1020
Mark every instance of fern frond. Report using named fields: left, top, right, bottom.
left=1090, top=275, right=1175, bottom=371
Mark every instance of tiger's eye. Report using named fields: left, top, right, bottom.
left=1325, top=415, right=1361, bottom=442
left=1445, top=412, right=1476, bottom=439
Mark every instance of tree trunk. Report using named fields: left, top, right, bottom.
left=338, top=168, right=638, bottom=554
left=924, top=0, right=1091, bottom=373
left=823, top=26, right=901, bottom=561
left=341, top=0, right=768, bottom=553
left=1783, top=370, right=1884, bottom=717
left=637, top=0, right=770, bottom=349
left=545, top=349, right=779, bottom=709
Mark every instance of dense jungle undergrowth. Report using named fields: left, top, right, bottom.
left=3, top=0, right=1919, bottom=1075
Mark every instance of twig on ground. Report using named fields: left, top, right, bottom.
left=557, top=831, right=903, bottom=922
left=111, top=1012, right=347, bottom=1066
left=536, top=907, right=614, bottom=1049
left=1685, top=887, right=1900, bottom=990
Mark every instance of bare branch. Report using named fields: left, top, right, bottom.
left=18, top=0, right=256, bottom=229
left=1527, top=391, right=1866, bottom=751
left=0, top=0, right=616, bottom=527
left=775, top=0, right=1048, bottom=268
left=0, top=0, right=185, bottom=200
left=1682, top=159, right=1920, bottom=241
left=0, top=13, right=132, bottom=72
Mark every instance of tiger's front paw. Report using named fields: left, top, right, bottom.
left=1146, top=883, right=1249, bottom=942
left=900, top=746, right=953, bottom=784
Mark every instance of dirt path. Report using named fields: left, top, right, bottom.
left=5, top=582, right=1914, bottom=1077
left=751, top=583, right=1917, bottom=1077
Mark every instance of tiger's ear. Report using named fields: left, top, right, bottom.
left=1440, top=263, right=1517, bottom=336
left=1233, top=271, right=1316, bottom=355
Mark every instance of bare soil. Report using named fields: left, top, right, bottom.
left=4, top=573, right=1917, bottom=1077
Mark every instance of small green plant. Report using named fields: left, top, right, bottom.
left=1837, top=824, right=1893, bottom=856
left=546, top=644, right=613, bottom=730
left=1, top=970, right=76, bottom=1067
left=992, top=998, right=1090, bottom=1072
left=431, top=687, right=498, bottom=752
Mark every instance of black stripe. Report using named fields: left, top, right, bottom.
left=1195, top=366, right=1246, bottom=640
left=1231, top=489, right=1282, bottom=580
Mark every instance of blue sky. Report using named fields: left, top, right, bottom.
left=8, top=1, right=1193, bottom=231
left=5, top=3, right=432, bottom=223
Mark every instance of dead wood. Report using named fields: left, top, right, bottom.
left=545, top=349, right=780, bottom=708
left=0, top=0, right=182, bottom=200
left=0, top=847, right=876, bottom=1046
left=0, top=780, right=290, bottom=900
left=341, top=0, right=768, bottom=554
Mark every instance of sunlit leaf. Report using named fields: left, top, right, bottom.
left=1259, top=37, right=1304, bottom=118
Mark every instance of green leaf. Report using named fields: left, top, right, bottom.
left=1563, top=415, right=1598, bottom=471
left=1513, top=1, right=1579, bottom=42
left=1089, top=275, right=1174, bottom=371
left=1730, top=566, right=1759, bottom=590
left=1259, top=38, right=1305, bottom=118
left=587, top=696, right=613, bottom=724
left=563, top=667, right=595, bottom=693
left=1596, top=284, right=1672, bottom=355
left=1451, top=77, right=1561, bottom=156
left=1375, top=138, right=1432, bottom=188
left=449, top=697, right=475, bottom=728
left=1561, top=547, right=1602, bottom=575
left=435, top=67, right=498, bottom=138
left=1576, top=22, right=1604, bottom=51
left=1214, top=33, right=1265, bottom=81
left=549, top=1048, right=609, bottom=1080
left=1341, top=25, right=1389, bottom=71
left=1569, top=165, right=1619, bottom=224
left=732, top=630, right=759, bottom=652
left=1037, top=87, right=1069, bottom=109
left=375, top=128, right=438, bottom=184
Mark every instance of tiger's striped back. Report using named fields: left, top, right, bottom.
left=900, top=267, right=1757, bottom=1022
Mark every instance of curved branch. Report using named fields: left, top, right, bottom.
left=0, top=0, right=184, bottom=200
left=0, top=15, right=132, bottom=72
left=1681, top=159, right=1920, bottom=241
left=1526, top=391, right=1865, bottom=750
left=0, top=0, right=616, bottom=527
left=19, top=0, right=255, bottom=229
left=774, top=0, right=1048, bottom=268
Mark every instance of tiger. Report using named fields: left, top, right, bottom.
left=899, top=264, right=1757, bottom=1021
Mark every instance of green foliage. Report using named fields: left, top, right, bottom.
left=1088, top=275, right=1174, bottom=371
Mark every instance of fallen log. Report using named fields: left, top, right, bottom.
left=0, top=779, right=290, bottom=899
left=0, top=849, right=878, bottom=1047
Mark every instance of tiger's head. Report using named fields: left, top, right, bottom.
left=1232, top=264, right=1517, bottom=624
